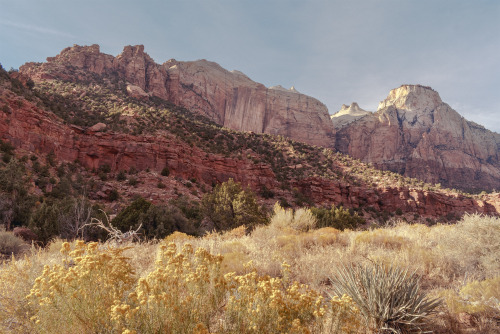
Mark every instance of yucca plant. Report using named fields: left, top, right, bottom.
left=329, top=263, right=441, bottom=333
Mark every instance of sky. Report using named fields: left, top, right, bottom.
left=1, top=0, right=499, bottom=131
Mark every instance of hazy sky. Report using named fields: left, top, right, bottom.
left=1, top=0, right=499, bottom=131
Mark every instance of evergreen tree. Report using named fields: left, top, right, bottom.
left=201, top=178, right=266, bottom=231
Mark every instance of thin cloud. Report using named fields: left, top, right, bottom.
left=0, top=19, right=74, bottom=38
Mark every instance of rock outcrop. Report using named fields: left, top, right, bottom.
left=17, top=45, right=500, bottom=192
left=0, top=95, right=277, bottom=190
left=20, top=44, right=335, bottom=148
left=331, top=102, right=372, bottom=129
left=1, top=88, right=499, bottom=218
left=335, top=85, right=500, bottom=191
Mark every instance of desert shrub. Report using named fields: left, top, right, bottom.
left=170, top=196, right=202, bottom=228
left=46, top=151, right=56, bottom=167
left=48, top=176, right=73, bottom=199
left=270, top=203, right=316, bottom=232
left=220, top=251, right=251, bottom=275
left=439, top=276, right=500, bottom=315
left=223, top=263, right=326, bottom=333
left=56, top=196, right=95, bottom=240
left=331, top=262, right=441, bottom=333
left=219, top=240, right=251, bottom=274
left=27, top=241, right=135, bottom=333
left=292, top=189, right=313, bottom=207
left=29, top=197, right=97, bottom=244
left=259, top=185, right=275, bottom=199
left=108, top=189, right=120, bottom=201
left=353, top=229, right=409, bottom=250
left=112, top=243, right=226, bottom=333
left=0, top=229, right=29, bottom=257
left=116, top=170, right=126, bottom=181
left=0, top=139, right=15, bottom=155
left=112, top=197, right=152, bottom=232
left=221, top=225, right=247, bottom=239
left=110, top=242, right=337, bottom=333
left=56, top=163, right=66, bottom=177
left=28, top=200, right=63, bottom=245
left=311, top=205, right=364, bottom=231
left=138, top=204, right=194, bottom=239
left=325, top=294, right=363, bottom=334
left=201, top=178, right=266, bottom=231
left=128, top=177, right=138, bottom=186
left=0, top=159, right=35, bottom=227
left=164, top=231, right=195, bottom=243
left=299, top=227, right=340, bottom=248
left=112, top=199, right=197, bottom=240
left=161, top=166, right=170, bottom=176
left=98, top=164, right=111, bottom=174
left=436, top=214, right=500, bottom=277
left=0, top=252, right=42, bottom=333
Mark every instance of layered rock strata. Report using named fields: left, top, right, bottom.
left=20, top=44, right=335, bottom=148
left=335, top=85, right=500, bottom=191
left=1, top=90, right=499, bottom=217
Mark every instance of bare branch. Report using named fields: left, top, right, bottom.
left=83, top=210, right=142, bottom=244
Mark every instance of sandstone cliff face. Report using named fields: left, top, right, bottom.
left=1, top=88, right=499, bottom=218
left=18, top=45, right=500, bottom=192
left=20, top=44, right=334, bottom=148
left=0, top=94, right=277, bottom=190
left=163, top=59, right=334, bottom=147
left=335, top=85, right=500, bottom=191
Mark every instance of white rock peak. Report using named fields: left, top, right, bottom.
left=378, top=85, right=442, bottom=112
left=331, top=102, right=372, bottom=129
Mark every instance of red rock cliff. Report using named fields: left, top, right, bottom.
left=335, top=85, right=500, bottom=191
left=20, top=44, right=335, bottom=148
left=1, top=90, right=499, bottom=218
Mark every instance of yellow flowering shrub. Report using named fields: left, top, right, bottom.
left=164, top=231, right=195, bottom=243
left=223, top=263, right=326, bottom=333
left=220, top=251, right=251, bottom=274
left=439, top=276, right=500, bottom=315
left=0, top=239, right=373, bottom=334
left=0, top=255, right=40, bottom=334
left=326, top=294, right=363, bottom=334
left=27, top=241, right=135, bottom=334
left=221, top=225, right=247, bottom=239
left=112, top=242, right=227, bottom=334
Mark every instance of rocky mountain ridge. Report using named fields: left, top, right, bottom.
left=335, top=85, right=500, bottom=192
left=331, top=102, right=372, bottom=129
left=1, top=63, right=500, bottom=220
left=20, top=44, right=335, bottom=148
left=16, top=44, right=500, bottom=192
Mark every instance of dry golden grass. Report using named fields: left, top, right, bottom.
left=0, top=213, right=499, bottom=333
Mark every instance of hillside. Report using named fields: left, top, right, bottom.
left=20, top=44, right=335, bottom=148
left=1, top=62, right=499, bottom=225
left=17, top=45, right=500, bottom=192
left=1, top=46, right=500, bottom=334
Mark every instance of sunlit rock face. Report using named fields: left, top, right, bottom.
left=335, top=85, right=500, bottom=191
left=331, top=102, right=372, bottom=129
left=21, top=44, right=335, bottom=148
